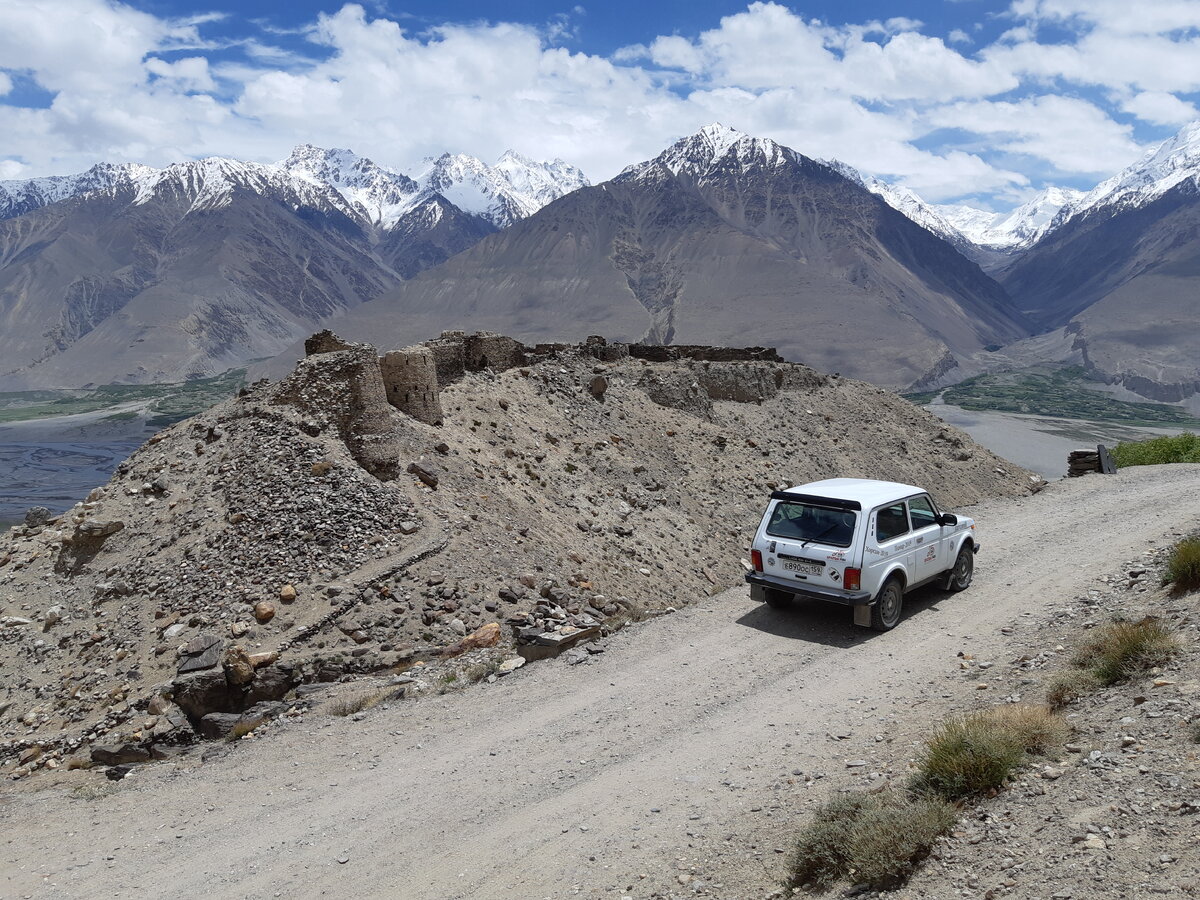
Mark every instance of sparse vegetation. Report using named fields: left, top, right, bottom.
left=787, top=789, right=958, bottom=892
left=69, top=782, right=116, bottom=801
left=1164, top=535, right=1200, bottom=593
left=1111, top=432, right=1200, bottom=468
left=1046, top=669, right=1101, bottom=709
left=465, top=660, right=500, bottom=682
left=226, top=716, right=265, bottom=742
left=912, top=704, right=1066, bottom=801
left=327, top=687, right=400, bottom=717
left=1071, top=619, right=1179, bottom=685
left=0, top=369, right=246, bottom=427
left=906, top=368, right=1200, bottom=428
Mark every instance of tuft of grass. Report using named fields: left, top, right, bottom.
left=1046, top=670, right=1101, bottom=709
left=912, top=704, right=1065, bottom=801
left=327, top=687, right=399, bottom=717
left=465, top=660, right=499, bottom=683
left=1111, top=432, right=1200, bottom=468
left=70, top=782, right=116, bottom=801
left=787, top=789, right=957, bottom=892
left=1071, top=619, right=1179, bottom=686
left=226, top=716, right=265, bottom=742
left=66, top=756, right=94, bottom=771
left=1164, top=536, right=1200, bottom=594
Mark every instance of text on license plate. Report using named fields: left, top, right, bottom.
left=782, top=560, right=822, bottom=576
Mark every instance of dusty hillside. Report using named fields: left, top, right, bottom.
left=0, top=333, right=1040, bottom=776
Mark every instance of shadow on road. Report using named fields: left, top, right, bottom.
left=735, top=584, right=953, bottom=647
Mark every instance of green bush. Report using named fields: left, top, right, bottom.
left=1111, top=432, right=1200, bottom=468
left=912, top=704, right=1065, bottom=801
left=787, top=790, right=957, bottom=891
left=1165, top=536, right=1200, bottom=593
left=1072, top=619, right=1179, bottom=685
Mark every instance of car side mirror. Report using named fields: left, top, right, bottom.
left=937, top=513, right=958, bottom=526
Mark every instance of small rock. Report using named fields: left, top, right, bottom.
left=279, top=584, right=297, bottom=603
left=254, top=602, right=276, bottom=624
left=497, top=657, right=526, bottom=675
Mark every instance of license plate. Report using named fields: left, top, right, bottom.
left=782, top=559, right=822, bottom=576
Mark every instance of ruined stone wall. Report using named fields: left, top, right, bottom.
left=628, top=344, right=783, bottom=363
left=380, top=347, right=443, bottom=425
left=462, top=333, right=525, bottom=372
left=271, top=341, right=402, bottom=481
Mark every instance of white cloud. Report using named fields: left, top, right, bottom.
left=926, top=95, right=1143, bottom=174
left=1121, top=90, right=1200, bottom=125
left=2, top=0, right=1200, bottom=208
left=0, top=159, right=26, bottom=179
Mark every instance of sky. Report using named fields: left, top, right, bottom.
left=2, top=0, right=1200, bottom=209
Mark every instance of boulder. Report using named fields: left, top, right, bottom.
left=588, top=375, right=608, bottom=399
left=177, top=633, right=223, bottom=674
left=199, top=712, right=244, bottom=740
left=24, top=507, right=52, bottom=527
left=406, top=461, right=440, bottom=489
left=222, top=646, right=256, bottom=686
left=172, top=669, right=241, bottom=720
left=91, top=743, right=151, bottom=766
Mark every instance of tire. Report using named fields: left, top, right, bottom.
left=764, top=588, right=791, bottom=609
left=870, top=577, right=904, bottom=631
left=948, top=545, right=974, bottom=592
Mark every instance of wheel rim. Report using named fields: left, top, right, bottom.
left=955, top=551, right=973, bottom=587
left=880, top=584, right=901, bottom=627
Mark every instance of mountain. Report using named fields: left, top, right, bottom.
left=0, top=147, right=587, bottom=388
left=296, top=124, right=1029, bottom=389
left=935, top=187, right=1084, bottom=251
left=995, top=121, right=1200, bottom=401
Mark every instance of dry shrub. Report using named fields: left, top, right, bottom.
left=66, top=756, right=93, bottom=771
left=913, top=704, right=1065, bottom=801
left=1046, top=670, right=1100, bottom=709
left=1165, top=536, right=1200, bottom=593
left=465, top=660, right=499, bottom=683
left=327, top=687, right=398, bottom=717
left=1072, top=619, right=1179, bottom=685
left=226, top=716, right=265, bottom=742
left=787, top=789, right=957, bottom=892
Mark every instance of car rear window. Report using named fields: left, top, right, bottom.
left=766, top=501, right=856, bottom=547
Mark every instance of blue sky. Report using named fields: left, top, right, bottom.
left=3, top=0, right=1200, bottom=208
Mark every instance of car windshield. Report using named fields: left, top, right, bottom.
left=766, top=501, right=856, bottom=547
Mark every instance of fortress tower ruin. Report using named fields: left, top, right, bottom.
left=379, top=346, right=444, bottom=425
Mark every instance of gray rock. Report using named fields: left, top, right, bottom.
left=24, top=506, right=53, bottom=527
left=178, top=634, right=224, bottom=674
left=406, top=461, right=440, bottom=489
left=199, top=712, right=244, bottom=739
left=75, top=519, right=125, bottom=539
left=91, top=743, right=151, bottom=765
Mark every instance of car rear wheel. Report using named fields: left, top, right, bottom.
left=764, top=588, right=791, bottom=609
left=948, top=545, right=974, bottom=592
left=870, top=577, right=903, bottom=631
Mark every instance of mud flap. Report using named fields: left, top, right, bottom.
left=853, top=603, right=872, bottom=627
left=749, top=583, right=767, bottom=604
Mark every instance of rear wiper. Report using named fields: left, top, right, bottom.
left=801, top=523, right=838, bottom=548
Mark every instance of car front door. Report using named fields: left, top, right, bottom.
left=907, top=494, right=945, bottom=584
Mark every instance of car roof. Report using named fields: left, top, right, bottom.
left=777, top=478, right=927, bottom=509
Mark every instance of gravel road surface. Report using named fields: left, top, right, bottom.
left=4, top=464, right=1199, bottom=900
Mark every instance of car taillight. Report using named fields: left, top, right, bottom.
left=844, top=567, right=861, bottom=590
left=751, top=549, right=763, bottom=571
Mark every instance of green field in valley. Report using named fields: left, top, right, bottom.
left=906, top=367, right=1200, bottom=429
left=0, top=370, right=246, bottom=429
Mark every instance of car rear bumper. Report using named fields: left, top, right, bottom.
left=745, top=572, right=873, bottom=606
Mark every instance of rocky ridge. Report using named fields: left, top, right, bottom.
left=0, top=332, right=1040, bottom=778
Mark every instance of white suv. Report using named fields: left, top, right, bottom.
left=745, top=478, right=978, bottom=631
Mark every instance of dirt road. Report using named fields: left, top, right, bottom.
left=4, top=464, right=1199, bottom=900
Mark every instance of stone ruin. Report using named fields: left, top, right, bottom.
left=300, top=329, right=792, bottom=434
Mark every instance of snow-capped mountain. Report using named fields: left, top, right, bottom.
left=415, top=151, right=587, bottom=227
left=1054, top=120, right=1200, bottom=224
left=622, top=123, right=789, bottom=183
left=1, top=146, right=589, bottom=233
left=0, top=162, right=155, bottom=219
left=935, top=187, right=1084, bottom=250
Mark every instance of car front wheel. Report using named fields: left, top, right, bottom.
left=949, top=545, right=974, bottom=592
left=870, top=577, right=903, bottom=631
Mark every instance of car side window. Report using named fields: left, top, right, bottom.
left=908, top=496, right=937, bottom=530
left=875, top=503, right=910, bottom=542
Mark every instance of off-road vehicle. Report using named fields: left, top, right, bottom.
left=745, top=478, right=978, bottom=630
